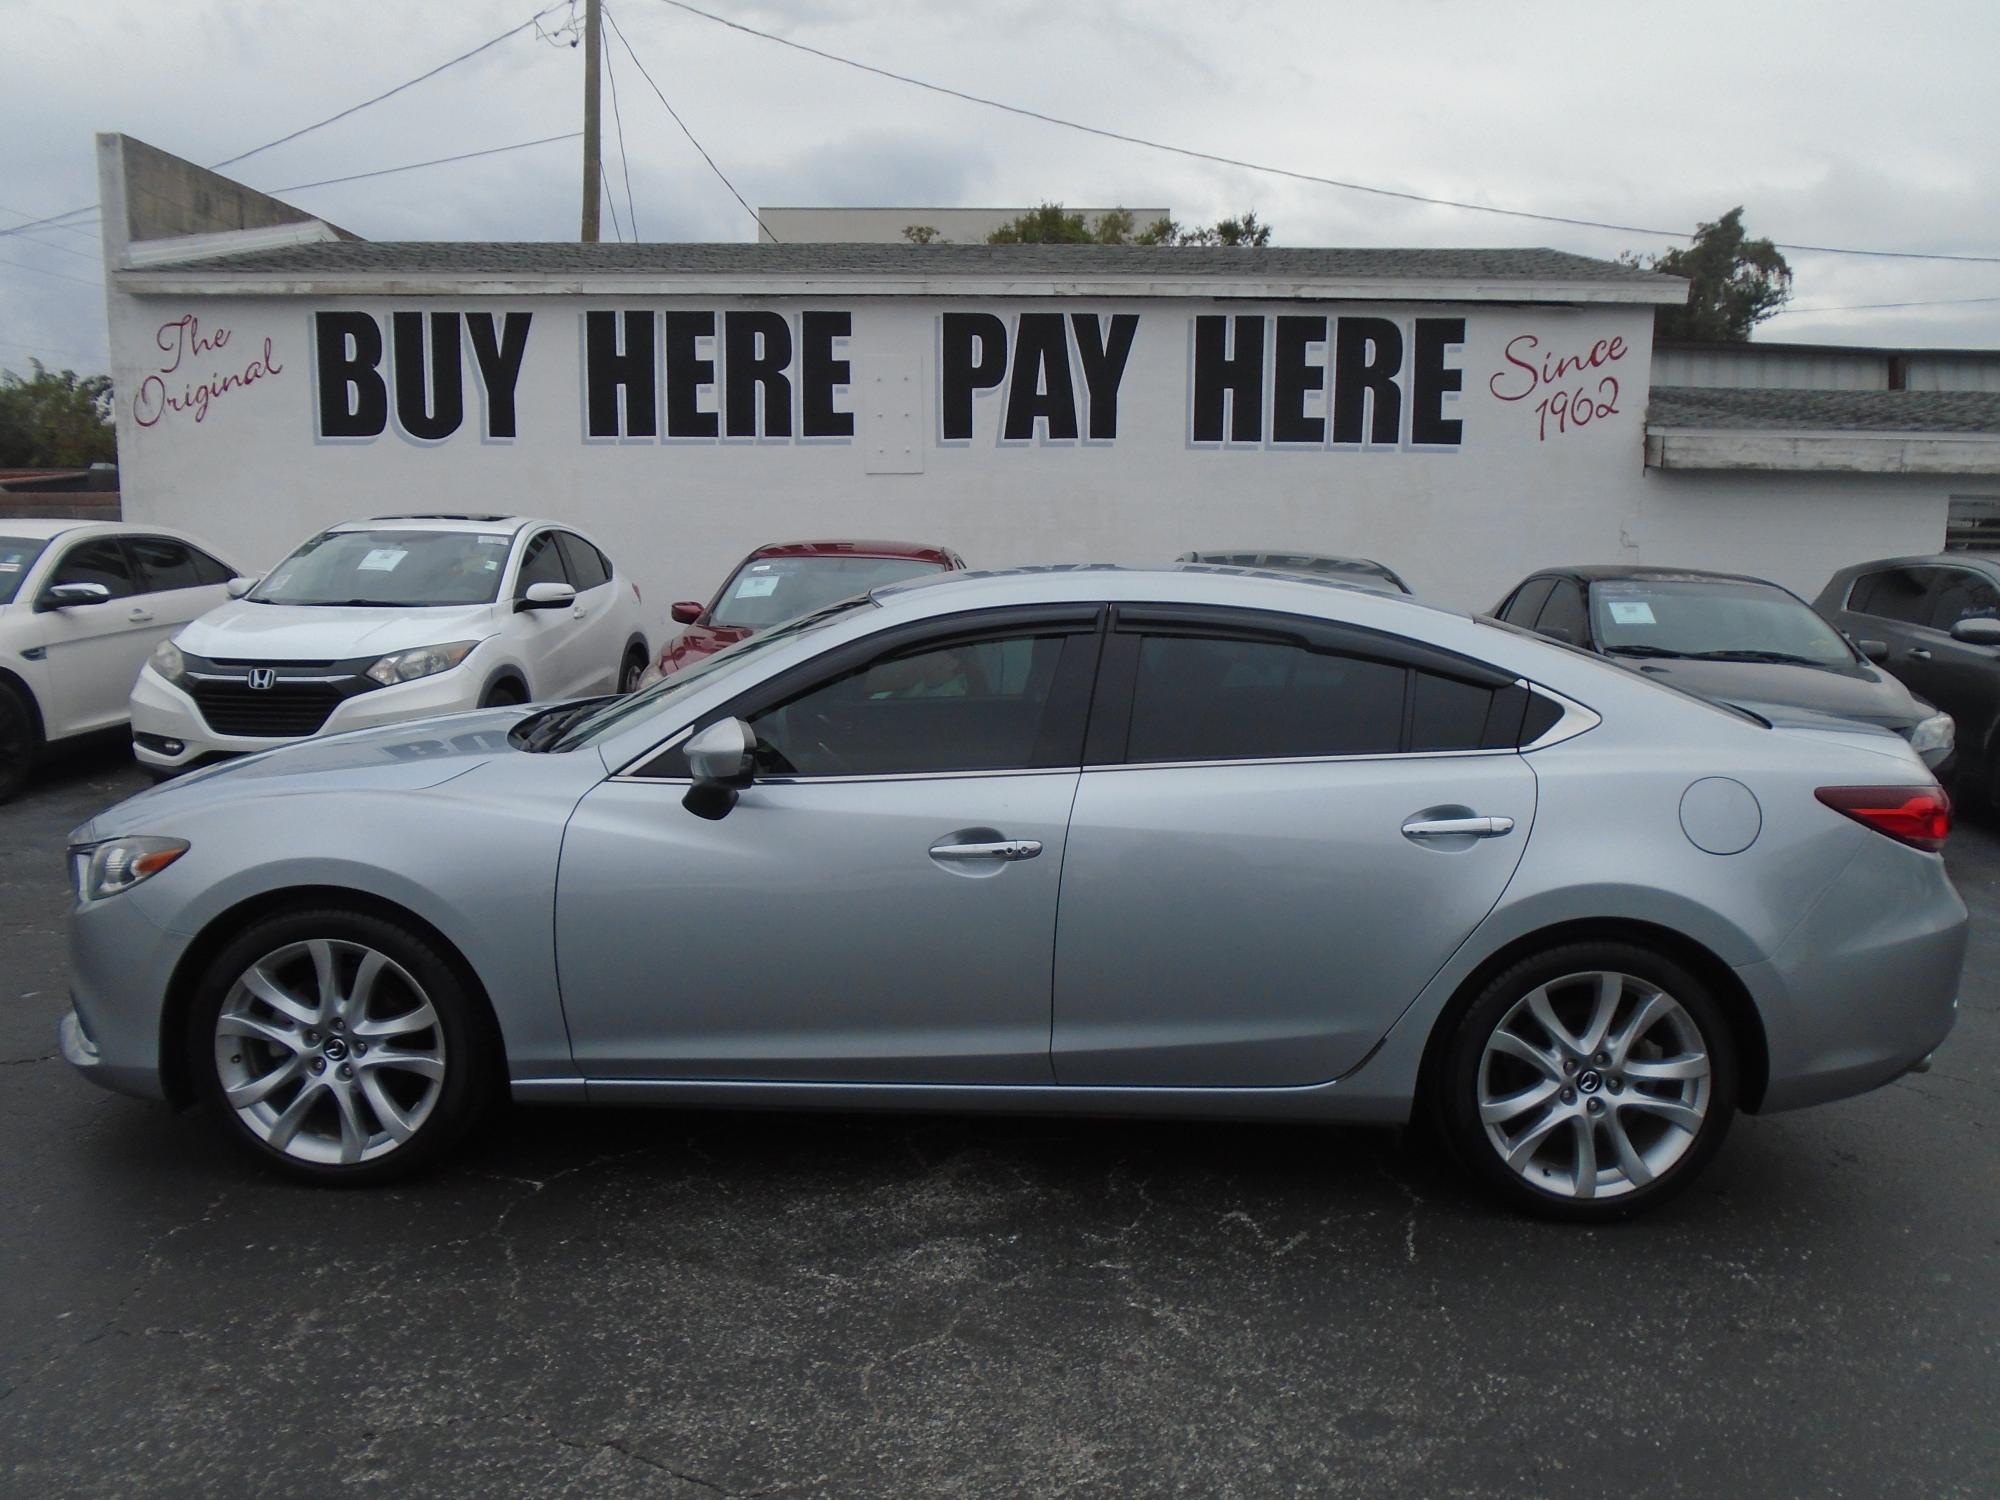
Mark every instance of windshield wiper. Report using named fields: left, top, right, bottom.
left=1602, top=644, right=1694, bottom=659
left=1685, top=649, right=1829, bottom=666
left=509, top=697, right=614, bottom=752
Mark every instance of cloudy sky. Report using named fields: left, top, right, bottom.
left=4, top=0, right=1997, bottom=378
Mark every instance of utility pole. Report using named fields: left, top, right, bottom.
left=580, top=0, right=602, bottom=243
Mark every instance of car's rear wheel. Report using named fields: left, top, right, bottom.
left=1438, top=942, right=1737, bottom=1221
left=0, top=683, right=37, bottom=803
left=190, top=907, right=498, bottom=1184
left=619, top=645, right=647, bottom=694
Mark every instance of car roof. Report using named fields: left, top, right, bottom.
left=875, top=562, right=1462, bottom=616
left=1178, top=549, right=1395, bottom=574
left=0, top=518, right=89, bottom=541
left=0, top=518, right=225, bottom=546
left=345, top=514, right=537, bottom=534
left=1533, top=564, right=1786, bottom=588
left=745, top=539, right=959, bottom=565
left=1827, top=553, right=2000, bottom=576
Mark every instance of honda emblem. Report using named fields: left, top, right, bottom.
left=247, top=668, right=277, bottom=690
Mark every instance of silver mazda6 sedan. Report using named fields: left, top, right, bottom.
left=61, top=566, right=1965, bottom=1219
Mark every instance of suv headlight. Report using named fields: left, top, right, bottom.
left=365, top=640, right=479, bottom=687
left=1909, top=711, right=1955, bottom=758
left=69, top=836, right=189, bottom=902
left=149, top=640, right=187, bottom=686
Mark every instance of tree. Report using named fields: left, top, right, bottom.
left=985, top=204, right=1273, bottom=246
left=1627, top=207, right=1792, bottom=341
left=0, top=360, right=117, bottom=468
left=902, top=224, right=944, bottom=244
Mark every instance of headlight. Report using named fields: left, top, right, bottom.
left=1908, top=711, right=1955, bottom=758
left=149, top=640, right=187, bottom=686
left=365, top=640, right=479, bottom=687
left=69, top=836, right=189, bottom=902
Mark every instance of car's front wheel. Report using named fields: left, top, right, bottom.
left=0, top=682, right=38, bottom=803
left=1438, top=942, right=1737, bottom=1221
left=190, top=907, right=498, bottom=1184
left=619, top=645, right=648, bottom=694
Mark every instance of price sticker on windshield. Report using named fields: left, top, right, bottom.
left=1607, top=601, right=1657, bottom=625
left=357, top=548, right=408, bottom=572
left=734, top=576, right=780, bottom=599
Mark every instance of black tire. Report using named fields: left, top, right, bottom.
left=1436, top=941, right=1737, bottom=1222
left=619, top=646, right=648, bottom=695
left=481, top=679, right=527, bottom=708
left=187, top=906, right=501, bottom=1186
left=0, top=682, right=39, bottom=804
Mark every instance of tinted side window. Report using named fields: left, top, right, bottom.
left=48, top=539, right=138, bottom=601
left=1126, top=635, right=1407, bottom=761
left=126, top=536, right=201, bottom=593
left=1927, top=569, right=2000, bottom=630
left=188, top=547, right=235, bottom=586
left=749, top=633, right=1085, bottom=776
left=1499, top=577, right=1555, bottom=626
left=1848, top=567, right=1937, bottom=625
left=514, top=532, right=569, bottom=595
left=557, top=532, right=611, bottom=591
left=1535, top=581, right=1588, bottom=643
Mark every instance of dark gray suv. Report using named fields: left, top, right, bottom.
left=1818, top=554, right=2000, bottom=805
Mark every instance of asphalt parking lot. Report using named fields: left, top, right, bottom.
left=1, top=749, right=1994, bottom=1498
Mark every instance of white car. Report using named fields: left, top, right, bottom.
left=0, top=520, right=241, bottom=801
left=130, top=514, right=648, bottom=776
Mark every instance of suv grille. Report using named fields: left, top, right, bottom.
left=189, top=681, right=347, bottom=738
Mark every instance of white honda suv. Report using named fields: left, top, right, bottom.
left=130, top=514, right=648, bottom=776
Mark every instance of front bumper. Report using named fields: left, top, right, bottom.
left=130, top=662, right=491, bottom=769
left=61, top=878, right=192, bottom=1102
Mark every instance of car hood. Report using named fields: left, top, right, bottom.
left=1610, top=656, right=1928, bottom=729
left=174, top=598, right=500, bottom=660
left=73, top=706, right=535, bottom=840
left=667, top=622, right=752, bottom=668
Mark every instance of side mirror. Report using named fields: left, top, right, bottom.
left=1855, top=637, right=1890, bottom=662
left=1949, top=617, right=2000, bottom=647
left=682, top=717, right=757, bottom=821
left=516, top=581, right=577, bottom=612
left=225, top=575, right=258, bottom=599
left=671, top=600, right=704, bottom=625
left=37, top=581, right=111, bottom=612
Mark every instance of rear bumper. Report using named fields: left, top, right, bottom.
left=1740, top=835, right=1966, bottom=1113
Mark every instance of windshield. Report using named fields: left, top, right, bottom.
left=549, top=596, right=875, bottom=752
left=707, top=555, right=942, bottom=629
left=1590, top=579, right=1859, bottom=667
left=251, top=528, right=514, bottom=606
left=0, top=537, right=50, bottom=606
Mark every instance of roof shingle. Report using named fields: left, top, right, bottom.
left=1647, top=386, right=2000, bottom=435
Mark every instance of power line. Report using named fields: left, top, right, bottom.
left=0, top=252, right=100, bottom=287
left=0, top=3, right=570, bottom=240
left=272, top=133, right=582, bottom=194
left=604, top=5, right=774, bottom=240
left=0, top=334, right=111, bottom=367
left=602, top=16, right=640, bottom=239
left=644, top=0, right=2000, bottom=267
left=599, top=159, right=624, bottom=241
left=1775, top=294, right=2000, bottom=315
left=0, top=207, right=99, bottom=261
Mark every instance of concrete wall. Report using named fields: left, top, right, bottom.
left=97, top=134, right=348, bottom=245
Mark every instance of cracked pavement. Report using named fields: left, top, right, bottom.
left=2, top=745, right=1995, bottom=1496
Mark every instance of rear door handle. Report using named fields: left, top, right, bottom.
left=1908, top=647, right=1932, bottom=660
left=1402, top=816, right=1515, bottom=839
left=929, top=838, right=1043, bottom=863
left=127, top=608, right=154, bottom=623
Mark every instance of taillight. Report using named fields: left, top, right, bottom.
left=1815, top=785, right=1951, bottom=853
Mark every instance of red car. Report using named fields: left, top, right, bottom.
left=655, top=540, right=967, bottom=677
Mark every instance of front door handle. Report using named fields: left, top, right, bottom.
left=1402, top=815, right=1515, bottom=840
left=929, top=838, right=1043, bottom=863
left=1908, top=647, right=1933, bottom=661
left=128, top=608, right=154, bottom=624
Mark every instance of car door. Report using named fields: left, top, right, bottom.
left=1051, top=606, right=1538, bottom=1087
left=33, top=536, right=153, bottom=737
left=123, top=533, right=235, bottom=652
left=554, top=605, right=1102, bottom=1082
left=1912, top=565, right=2000, bottom=759
left=509, top=528, right=589, bottom=699
left=555, top=530, right=623, bottom=691
left=1841, top=565, right=1944, bottom=687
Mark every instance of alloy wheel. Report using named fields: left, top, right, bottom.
left=213, top=938, right=447, bottom=1166
left=1476, top=969, right=1712, bottom=1201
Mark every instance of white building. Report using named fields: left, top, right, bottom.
left=96, top=135, right=2000, bottom=635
